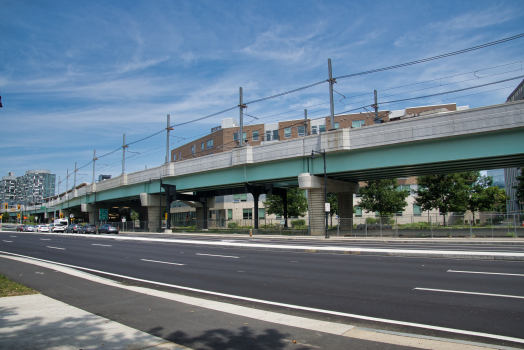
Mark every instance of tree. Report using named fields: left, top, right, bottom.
left=484, top=186, right=509, bottom=213
left=264, top=188, right=308, bottom=218
left=130, top=210, right=139, bottom=221
left=327, top=192, right=338, bottom=227
left=415, top=173, right=470, bottom=225
left=359, top=179, right=409, bottom=219
left=2, top=211, right=9, bottom=223
left=515, top=170, right=524, bottom=205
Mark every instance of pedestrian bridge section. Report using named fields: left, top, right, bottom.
left=4, top=100, right=524, bottom=234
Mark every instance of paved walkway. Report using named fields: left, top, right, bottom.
left=0, top=293, right=190, bottom=350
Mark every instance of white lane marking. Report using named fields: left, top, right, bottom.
left=448, top=269, right=524, bottom=277
left=414, top=288, right=524, bottom=299
left=92, top=244, right=112, bottom=247
left=47, top=246, right=65, bottom=250
left=196, top=253, right=239, bottom=259
left=10, top=236, right=16, bottom=237
left=141, top=259, right=185, bottom=266
left=3, top=240, right=12, bottom=243
left=40, top=239, right=51, bottom=241
left=0, top=250, right=522, bottom=345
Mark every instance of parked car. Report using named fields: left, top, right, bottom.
left=16, top=225, right=27, bottom=232
left=66, top=224, right=81, bottom=233
left=25, top=225, right=35, bottom=232
left=98, top=224, right=119, bottom=234
left=37, top=225, right=49, bottom=232
left=79, top=224, right=97, bottom=234
left=51, top=225, right=65, bottom=233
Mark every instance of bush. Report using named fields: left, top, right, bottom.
left=291, top=219, right=306, bottom=228
left=227, top=222, right=238, bottom=229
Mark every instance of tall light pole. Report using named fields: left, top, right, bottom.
left=311, top=149, right=329, bottom=239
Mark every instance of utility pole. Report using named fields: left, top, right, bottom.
left=328, top=58, right=337, bottom=130
left=65, top=169, right=69, bottom=201
left=73, top=162, right=77, bottom=189
left=122, top=134, right=128, bottom=175
left=238, top=87, right=246, bottom=147
left=372, top=90, right=382, bottom=124
left=166, top=114, right=173, bottom=163
left=92, top=150, right=98, bottom=184
left=304, top=109, right=308, bottom=136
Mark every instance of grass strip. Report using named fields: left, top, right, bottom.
left=0, top=274, right=38, bottom=297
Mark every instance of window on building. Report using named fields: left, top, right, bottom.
left=233, top=194, right=240, bottom=202
left=179, top=151, right=181, bottom=159
left=352, top=120, right=365, bottom=128
left=201, top=142, right=204, bottom=151
left=319, top=125, right=326, bottom=133
left=173, top=153, right=176, bottom=161
left=334, top=122, right=339, bottom=129
left=227, top=209, right=233, bottom=220
left=297, top=126, right=305, bottom=136
left=311, top=126, right=317, bottom=135
left=207, top=139, right=213, bottom=149
left=266, top=130, right=272, bottom=141
left=252, top=131, right=259, bottom=141
left=258, top=208, right=265, bottom=219
left=240, top=193, right=247, bottom=201
left=355, top=207, right=362, bottom=217
left=284, top=127, right=291, bottom=138
left=191, top=145, right=195, bottom=154
left=234, top=132, right=247, bottom=142
left=413, top=204, right=422, bottom=216
left=272, top=130, right=279, bottom=140
left=209, top=210, right=213, bottom=218
left=243, top=209, right=252, bottom=219
left=395, top=211, right=403, bottom=217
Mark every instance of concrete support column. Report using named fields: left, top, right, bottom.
left=337, top=192, right=353, bottom=230
left=308, top=188, right=326, bottom=236
left=88, top=212, right=96, bottom=224
left=147, top=207, right=160, bottom=232
left=196, top=207, right=205, bottom=229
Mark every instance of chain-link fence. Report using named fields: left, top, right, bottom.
left=337, top=213, right=524, bottom=238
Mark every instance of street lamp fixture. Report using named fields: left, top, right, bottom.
left=310, top=149, right=329, bottom=239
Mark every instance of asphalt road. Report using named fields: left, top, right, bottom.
left=1, top=231, right=523, bottom=346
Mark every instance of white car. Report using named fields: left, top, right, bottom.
left=37, top=225, right=49, bottom=232
left=51, top=225, right=65, bottom=233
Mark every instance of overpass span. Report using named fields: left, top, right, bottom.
left=6, top=100, right=524, bottom=234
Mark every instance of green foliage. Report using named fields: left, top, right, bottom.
left=0, top=275, right=37, bottom=297
left=263, top=188, right=308, bottom=218
left=327, top=192, right=337, bottom=217
left=359, top=179, right=409, bottom=216
left=291, top=219, right=306, bottom=228
left=415, top=173, right=471, bottom=215
left=514, top=171, right=524, bottom=204
left=1, top=211, right=9, bottom=223
left=227, top=222, right=238, bottom=228
left=130, top=210, right=139, bottom=221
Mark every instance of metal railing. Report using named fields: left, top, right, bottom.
left=337, top=213, right=524, bottom=238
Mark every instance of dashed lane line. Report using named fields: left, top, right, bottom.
left=140, top=259, right=185, bottom=266
left=196, top=253, right=239, bottom=259
left=47, top=246, right=65, bottom=250
left=414, top=287, right=524, bottom=299
left=448, top=269, right=524, bottom=277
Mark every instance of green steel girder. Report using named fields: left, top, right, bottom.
left=56, top=128, right=524, bottom=208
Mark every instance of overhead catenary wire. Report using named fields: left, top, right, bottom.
left=334, top=33, right=524, bottom=80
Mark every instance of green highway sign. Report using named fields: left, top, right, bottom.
left=99, top=209, right=108, bottom=220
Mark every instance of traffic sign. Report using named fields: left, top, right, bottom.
left=99, top=209, right=108, bottom=220
left=23, top=216, right=27, bottom=220
left=165, top=213, right=168, bottom=220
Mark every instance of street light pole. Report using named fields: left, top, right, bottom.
left=311, top=149, right=329, bottom=239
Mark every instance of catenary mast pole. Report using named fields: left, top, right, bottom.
left=328, top=58, right=336, bottom=130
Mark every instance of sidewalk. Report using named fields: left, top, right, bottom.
left=0, top=293, right=190, bottom=350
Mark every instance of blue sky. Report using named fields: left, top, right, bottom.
left=1, top=0, right=523, bottom=192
